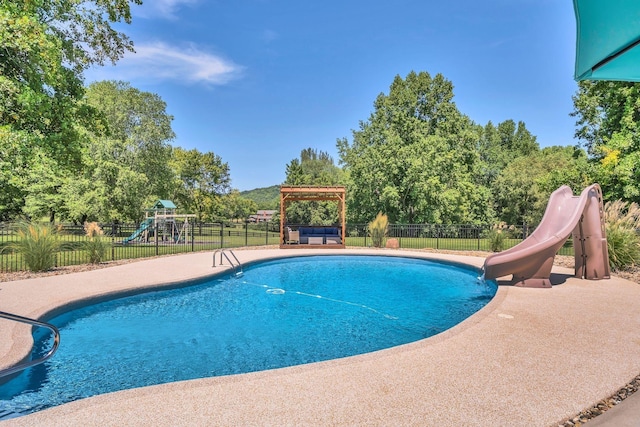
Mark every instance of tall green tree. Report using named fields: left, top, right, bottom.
left=62, top=81, right=176, bottom=223
left=338, top=71, right=492, bottom=224
left=284, top=148, right=343, bottom=186
left=478, top=119, right=539, bottom=187
left=170, top=147, right=231, bottom=223
left=572, top=80, right=640, bottom=202
left=0, top=0, right=141, bottom=157
left=85, top=81, right=176, bottom=199
left=0, top=0, right=141, bottom=220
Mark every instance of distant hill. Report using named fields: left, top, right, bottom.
left=240, top=185, right=280, bottom=209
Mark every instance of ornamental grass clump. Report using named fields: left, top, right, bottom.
left=486, top=222, right=515, bottom=252
left=368, top=212, right=388, bottom=248
left=83, top=222, right=107, bottom=264
left=8, top=221, right=62, bottom=272
left=603, top=200, right=640, bottom=271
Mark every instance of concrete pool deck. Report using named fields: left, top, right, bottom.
left=0, top=248, right=639, bottom=426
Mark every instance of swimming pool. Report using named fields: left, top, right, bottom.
left=0, top=255, right=496, bottom=418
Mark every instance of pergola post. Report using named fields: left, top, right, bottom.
left=279, top=191, right=286, bottom=246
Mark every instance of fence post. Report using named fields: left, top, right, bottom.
left=245, top=221, right=249, bottom=247
left=265, top=221, right=269, bottom=246
left=477, top=225, right=481, bottom=251
left=220, top=223, right=224, bottom=248
left=155, top=221, right=159, bottom=256
left=191, top=221, right=195, bottom=252
left=364, top=225, right=367, bottom=247
left=110, top=223, right=115, bottom=261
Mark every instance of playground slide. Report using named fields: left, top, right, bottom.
left=123, top=218, right=154, bottom=244
left=482, top=184, right=610, bottom=288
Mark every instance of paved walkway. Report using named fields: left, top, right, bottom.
left=1, top=249, right=639, bottom=426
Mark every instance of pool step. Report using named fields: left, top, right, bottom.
left=0, top=407, right=30, bottom=420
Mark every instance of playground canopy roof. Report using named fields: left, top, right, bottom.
left=153, top=200, right=177, bottom=209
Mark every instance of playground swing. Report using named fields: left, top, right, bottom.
left=153, top=214, right=193, bottom=243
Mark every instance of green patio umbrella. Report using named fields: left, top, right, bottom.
left=574, top=0, right=640, bottom=81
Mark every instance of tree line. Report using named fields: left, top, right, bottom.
left=3, top=2, right=639, bottom=228
left=285, top=71, right=635, bottom=227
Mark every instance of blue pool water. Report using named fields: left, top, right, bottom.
left=0, top=255, right=496, bottom=417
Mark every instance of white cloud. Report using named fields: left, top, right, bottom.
left=87, top=42, right=244, bottom=86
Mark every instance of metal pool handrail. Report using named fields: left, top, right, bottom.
left=0, top=311, right=60, bottom=378
left=212, top=249, right=243, bottom=275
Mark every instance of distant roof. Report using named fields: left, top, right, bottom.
left=153, top=200, right=177, bottom=209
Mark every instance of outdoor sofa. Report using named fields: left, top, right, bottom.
left=293, top=226, right=342, bottom=244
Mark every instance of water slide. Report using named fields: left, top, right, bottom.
left=482, top=184, right=610, bottom=288
left=122, top=218, right=154, bottom=244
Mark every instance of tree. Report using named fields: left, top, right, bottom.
left=477, top=119, right=539, bottom=187
left=492, top=146, right=593, bottom=226
left=284, top=148, right=344, bottom=186
left=218, top=191, right=257, bottom=222
left=572, top=80, right=640, bottom=202
left=22, top=149, right=69, bottom=222
left=338, top=71, right=492, bottom=224
left=0, top=0, right=141, bottom=153
left=59, top=81, right=177, bottom=223
left=0, top=127, right=32, bottom=220
left=0, top=0, right=140, bottom=129
left=170, top=147, right=231, bottom=223
left=0, top=0, right=141, bottom=220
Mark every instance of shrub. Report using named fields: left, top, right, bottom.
left=486, top=222, right=514, bottom=252
left=487, top=229, right=506, bottom=252
left=83, top=222, right=108, bottom=264
left=7, top=221, right=62, bottom=272
left=368, top=212, right=388, bottom=248
left=604, top=200, right=640, bottom=271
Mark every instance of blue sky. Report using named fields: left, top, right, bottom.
left=86, top=0, right=578, bottom=191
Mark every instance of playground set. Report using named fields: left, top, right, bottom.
left=123, top=200, right=196, bottom=245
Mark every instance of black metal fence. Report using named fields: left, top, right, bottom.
left=0, top=221, right=279, bottom=273
left=346, top=223, right=531, bottom=251
left=0, top=221, right=570, bottom=273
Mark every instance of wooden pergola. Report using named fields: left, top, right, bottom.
left=279, top=185, right=346, bottom=249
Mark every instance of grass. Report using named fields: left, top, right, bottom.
left=3, top=222, right=63, bottom=272
left=603, top=200, right=640, bottom=271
